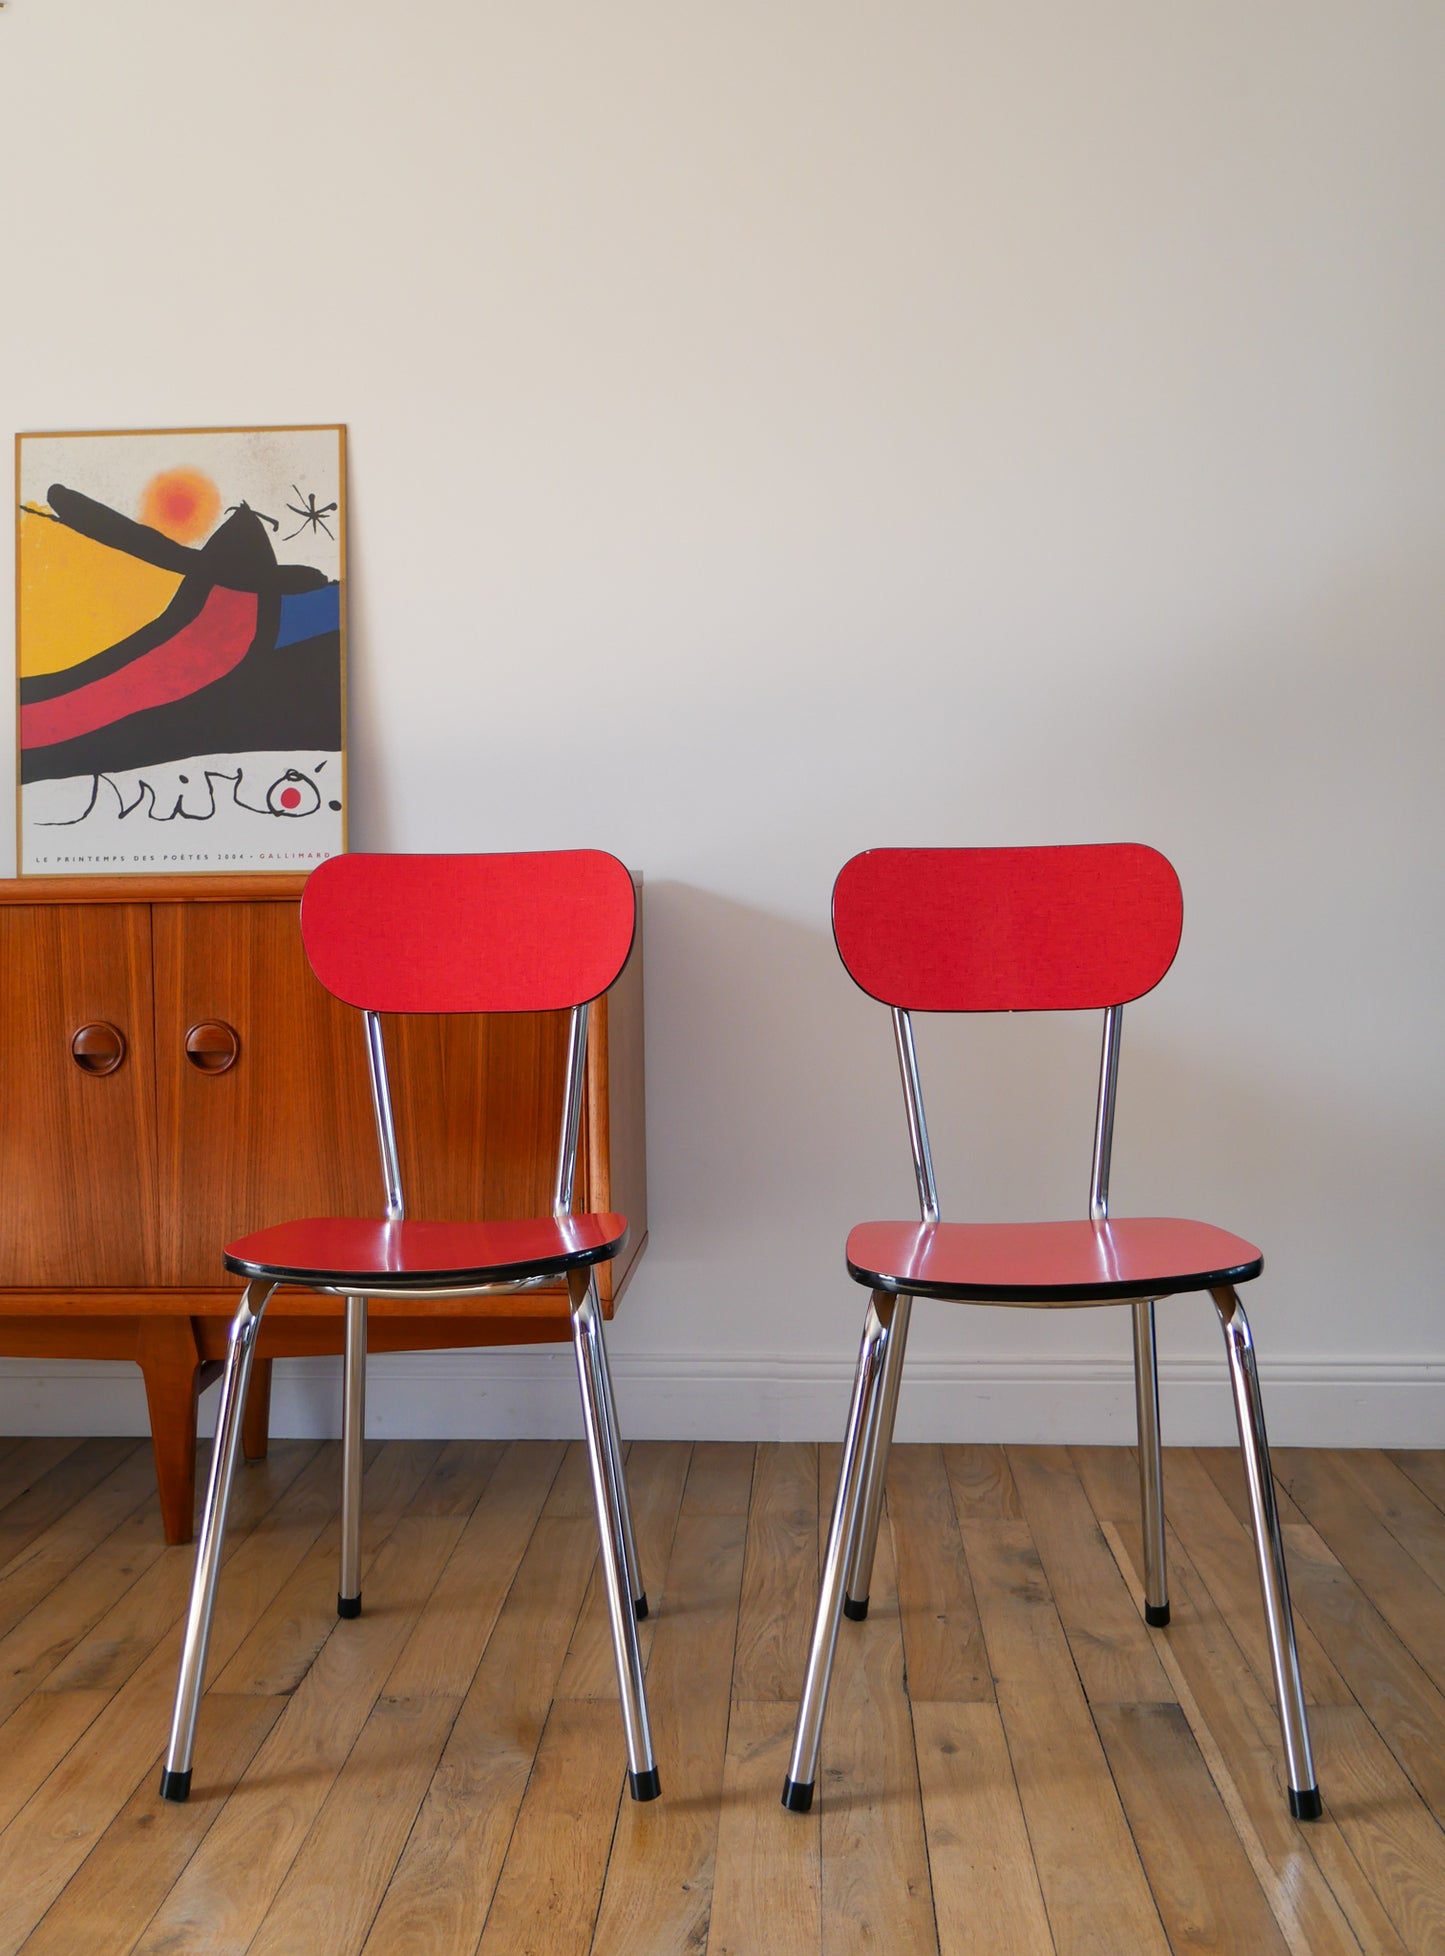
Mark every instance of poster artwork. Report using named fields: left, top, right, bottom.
left=16, top=425, right=346, bottom=875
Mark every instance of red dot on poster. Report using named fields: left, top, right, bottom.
left=280, top=787, right=302, bottom=809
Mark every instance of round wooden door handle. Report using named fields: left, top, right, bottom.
left=70, top=1022, right=126, bottom=1075
left=184, top=1020, right=240, bottom=1074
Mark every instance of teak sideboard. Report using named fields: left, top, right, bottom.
left=0, top=873, right=647, bottom=1542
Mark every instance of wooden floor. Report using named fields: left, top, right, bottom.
left=0, top=1437, right=1443, bottom=1953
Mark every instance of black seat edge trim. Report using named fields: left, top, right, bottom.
left=845, top=1254, right=1264, bottom=1303
left=222, top=1236, right=626, bottom=1287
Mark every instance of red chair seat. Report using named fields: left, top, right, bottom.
left=845, top=1216, right=1261, bottom=1304
left=225, top=1213, right=628, bottom=1288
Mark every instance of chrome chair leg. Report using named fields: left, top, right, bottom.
left=783, top=1290, right=894, bottom=1813
left=338, top=1294, right=367, bottom=1618
left=160, top=1280, right=275, bottom=1802
left=569, top=1268, right=659, bottom=1801
left=1212, top=1285, right=1321, bottom=1820
left=843, top=1290, right=911, bottom=1620
left=583, top=1274, right=648, bottom=1617
left=1132, top=1297, right=1169, bottom=1626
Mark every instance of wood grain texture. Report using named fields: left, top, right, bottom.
left=913, top=1700, right=1053, bottom=1956
left=1278, top=1519, right=1445, bottom=1815
left=731, top=1442, right=818, bottom=1702
left=0, top=1438, right=82, bottom=1514
left=135, top=1316, right=209, bottom=1539
left=1007, top=1443, right=1173, bottom=1706
left=132, top=1514, right=465, bottom=1956
left=1386, top=1449, right=1445, bottom=1515
left=474, top=1698, right=624, bottom=1956
left=941, top=1442, right=1022, bottom=1520
left=0, top=1442, right=1440, bottom=1955
left=0, top=874, right=308, bottom=905
left=0, top=880, right=647, bottom=1547
left=591, top=1503, right=748, bottom=1954
left=554, top=1440, right=691, bottom=1701
left=17, top=1692, right=285, bottom=1956
left=1195, top=1443, right=1311, bottom=1529
left=819, top=1473, right=938, bottom=1956
left=247, top=1692, right=462, bottom=1956
left=1306, top=1702, right=1445, bottom=1952
left=708, top=1700, right=822, bottom=1956
left=962, top=1520, right=1170, bottom=1955
left=1094, top=1700, right=1292, bottom=1953
left=1275, top=1452, right=1445, bottom=1689
left=1155, top=1444, right=1351, bottom=1706
left=0, top=1467, right=166, bottom=1732
left=0, top=1686, right=111, bottom=1836
left=1332, top=1451, right=1445, bottom=1594
left=0, top=1438, right=155, bottom=1634
left=0, top=904, right=159, bottom=1285
left=1102, top=1517, right=1391, bottom=1956
left=0, top=1436, right=142, bottom=1570
left=884, top=1442, right=991, bottom=1703
left=359, top=1511, right=601, bottom=1955
left=210, top=1440, right=442, bottom=1697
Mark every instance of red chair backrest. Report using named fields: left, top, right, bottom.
left=301, top=851, right=636, bottom=1014
left=832, top=845, right=1183, bottom=1012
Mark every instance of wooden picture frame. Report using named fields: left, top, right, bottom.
left=15, top=425, right=347, bottom=876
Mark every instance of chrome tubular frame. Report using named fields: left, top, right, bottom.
left=299, top=1273, right=558, bottom=1303
left=1212, top=1285, right=1319, bottom=1817
left=568, top=1265, right=658, bottom=1799
left=893, top=1008, right=940, bottom=1225
left=160, top=1279, right=277, bottom=1802
left=338, top=1294, right=367, bottom=1617
left=364, top=1009, right=405, bottom=1223
left=583, top=1277, right=646, bottom=1615
left=554, top=1003, right=589, bottom=1220
left=1093, top=1007, right=1170, bottom=1622
left=343, top=1009, right=403, bottom=1624
left=1132, top=1298, right=1169, bottom=1624
left=844, top=1289, right=911, bottom=1616
left=554, top=1006, right=644, bottom=1608
left=1089, top=1004, right=1123, bottom=1223
left=837, top=1012, right=935, bottom=1615
left=784, top=1289, right=895, bottom=1810
left=162, top=991, right=657, bottom=1804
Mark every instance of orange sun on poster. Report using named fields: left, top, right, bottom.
left=140, top=467, right=222, bottom=544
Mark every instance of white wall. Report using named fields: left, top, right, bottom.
left=2, top=1, right=1442, bottom=1445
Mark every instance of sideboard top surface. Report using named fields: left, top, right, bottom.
left=0, top=874, right=310, bottom=904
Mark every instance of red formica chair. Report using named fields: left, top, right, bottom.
left=161, top=850, right=659, bottom=1805
left=782, top=844, right=1320, bottom=1821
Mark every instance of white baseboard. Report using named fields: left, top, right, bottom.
left=0, top=1350, right=1440, bottom=1448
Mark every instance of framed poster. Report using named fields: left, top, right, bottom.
left=16, top=425, right=346, bottom=875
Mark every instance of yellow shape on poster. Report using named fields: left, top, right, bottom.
left=18, top=514, right=184, bottom=677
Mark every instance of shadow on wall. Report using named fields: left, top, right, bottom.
left=638, top=879, right=1154, bottom=1291
left=634, top=872, right=1444, bottom=1365
left=1114, top=1022, right=1445, bottom=1357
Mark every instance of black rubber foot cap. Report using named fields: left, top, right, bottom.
left=634, top=1593, right=649, bottom=1621
left=629, top=1766, right=661, bottom=1802
left=782, top=1778, right=815, bottom=1813
left=1289, top=1785, right=1323, bottom=1821
left=158, top=1767, right=191, bottom=1804
left=843, top=1595, right=869, bottom=1621
left=1144, top=1601, right=1171, bottom=1627
left=337, top=1593, right=361, bottom=1619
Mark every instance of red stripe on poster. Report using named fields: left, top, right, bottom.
left=21, top=587, right=260, bottom=749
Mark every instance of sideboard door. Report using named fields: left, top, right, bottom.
left=386, top=1010, right=574, bottom=1224
left=151, top=900, right=380, bottom=1286
left=0, top=903, right=162, bottom=1285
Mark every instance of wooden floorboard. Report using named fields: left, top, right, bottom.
left=0, top=1439, right=1441, bottom=1953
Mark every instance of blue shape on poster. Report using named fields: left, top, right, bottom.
left=276, top=583, right=341, bottom=649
